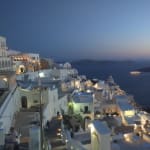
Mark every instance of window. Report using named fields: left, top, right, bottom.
left=34, top=100, right=38, bottom=103
left=84, top=106, right=89, bottom=113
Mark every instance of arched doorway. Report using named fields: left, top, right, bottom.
left=21, top=96, right=27, bottom=108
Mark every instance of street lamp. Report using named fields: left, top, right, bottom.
left=38, top=72, right=43, bottom=150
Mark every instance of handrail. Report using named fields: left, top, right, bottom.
left=0, top=86, right=17, bottom=116
left=0, top=91, right=9, bottom=107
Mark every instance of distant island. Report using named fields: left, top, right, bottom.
left=137, top=67, right=150, bottom=72
left=71, top=59, right=134, bottom=65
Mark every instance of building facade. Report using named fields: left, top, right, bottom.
left=0, top=36, right=12, bottom=71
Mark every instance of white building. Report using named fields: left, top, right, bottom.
left=18, top=80, right=68, bottom=124
left=115, top=95, right=136, bottom=125
left=9, top=52, right=40, bottom=74
left=28, top=53, right=40, bottom=63
left=43, top=87, right=68, bottom=124
left=90, top=120, right=111, bottom=150
left=0, top=36, right=12, bottom=71
left=17, top=68, right=78, bottom=82
left=71, top=92, right=94, bottom=122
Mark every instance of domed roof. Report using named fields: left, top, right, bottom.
left=63, top=62, right=71, bottom=68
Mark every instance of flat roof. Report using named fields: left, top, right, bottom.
left=93, top=120, right=110, bottom=135
left=115, top=95, right=134, bottom=111
left=17, top=80, right=60, bottom=90
left=74, top=132, right=91, bottom=144
left=114, top=95, right=128, bottom=101
left=115, top=138, right=150, bottom=150
left=72, top=92, right=93, bottom=103
left=114, top=125, right=134, bottom=134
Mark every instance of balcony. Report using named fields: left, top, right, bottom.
left=83, top=110, right=91, bottom=114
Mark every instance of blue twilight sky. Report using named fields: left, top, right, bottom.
left=0, top=0, right=150, bottom=61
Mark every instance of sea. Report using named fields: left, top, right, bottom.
left=72, top=61, right=150, bottom=107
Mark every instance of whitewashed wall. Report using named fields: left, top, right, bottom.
left=43, top=88, right=56, bottom=124
left=58, top=95, right=68, bottom=114
left=91, top=121, right=111, bottom=150
left=0, top=86, right=20, bottom=133
left=43, top=88, right=68, bottom=125
left=19, top=88, right=48, bottom=108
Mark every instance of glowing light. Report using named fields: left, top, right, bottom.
left=57, top=128, right=61, bottom=131
left=3, top=78, right=8, bottom=82
left=87, top=89, right=91, bottom=93
left=65, top=139, right=68, bottom=143
left=39, top=72, right=45, bottom=78
left=88, top=123, right=95, bottom=133
left=57, top=132, right=61, bottom=136
left=124, top=110, right=135, bottom=117
left=124, top=133, right=132, bottom=142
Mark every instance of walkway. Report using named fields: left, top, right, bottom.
left=45, top=117, right=67, bottom=150
left=13, top=110, right=40, bottom=150
left=9, top=110, right=66, bottom=150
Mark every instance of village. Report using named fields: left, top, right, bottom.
left=0, top=36, right=150, bottom=150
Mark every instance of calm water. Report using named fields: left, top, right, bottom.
left=72, top=61, right=150, bottom=106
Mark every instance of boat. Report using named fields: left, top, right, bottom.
left=130, top=71, right=141, bottom=76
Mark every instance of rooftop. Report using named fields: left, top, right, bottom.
left=113, top=139, right=150, bottom=150
left=115, top=95, right=134, bottom=111
left=72, top=92, right=93, bottom=103
left=93, top=120, right=111, bottom=135
left=74, top=132, right=91, bottom=145
left=17, top=80, right=60, bottom=90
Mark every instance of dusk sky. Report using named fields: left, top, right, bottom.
left=0, top=0, right=150, bottom=61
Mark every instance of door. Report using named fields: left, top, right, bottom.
left=21, top=96, right=27, bottom=108
left=84, top=106, right=88, bottom=113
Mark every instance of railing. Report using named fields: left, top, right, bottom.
left=0, top=69, right=14, bottom=75
left=0, top=91, right=9, bottom=108
left=0, top=86, right=17, bottom=116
